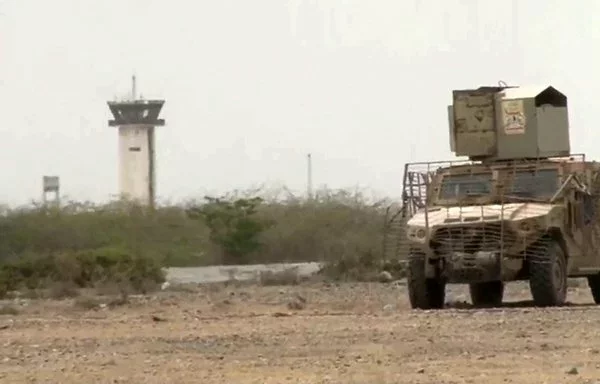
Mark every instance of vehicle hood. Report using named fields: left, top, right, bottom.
left=406, top=203, right=556, bottom=227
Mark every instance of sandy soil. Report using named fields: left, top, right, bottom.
left=1, top=280, right=600, bottom=384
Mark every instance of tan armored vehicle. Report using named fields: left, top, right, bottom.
left=388, top=84, right=600, bottom=308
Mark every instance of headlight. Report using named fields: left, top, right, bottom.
left=407, top=227, right=428, bottom=242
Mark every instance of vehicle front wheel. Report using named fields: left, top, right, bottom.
left=528, top=240, right=567, bottom=307
left=469, top=281, right=504, bottom=307
left=407, top=256, right=445, bottom=309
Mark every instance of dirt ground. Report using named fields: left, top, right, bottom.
left=1, top=280, right=600, bottom=384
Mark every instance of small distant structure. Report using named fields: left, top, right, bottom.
left=107, top=75, right=166, bottom=208
left=42, top=175, right=60, bottom=207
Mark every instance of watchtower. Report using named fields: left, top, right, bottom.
left=42, top=175, right=60, bottom=207
left=107, top=76, right=165, bottom=207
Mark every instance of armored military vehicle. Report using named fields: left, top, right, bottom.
left=385, top=84, right=600, bottom=308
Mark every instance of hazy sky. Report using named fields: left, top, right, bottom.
left=0, top=0, right=598, bottom=205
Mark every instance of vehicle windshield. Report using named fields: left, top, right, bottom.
left=508, top=169, right=559, bottom=198
left=439, top=173, right=493, bottom=199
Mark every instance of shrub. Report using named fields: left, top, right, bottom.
left=0, top=186, right=398, bottom=286
left=0, top=201, right=212, bottom=267
left=253, top=189, right=388, bottom=267
left=0, top=247, right=165, bottom=298
left=187, top=196, right=272, bottom=264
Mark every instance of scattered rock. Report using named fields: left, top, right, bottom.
left=515, top=331, right=529, bottom=338
left=151, top=315, right=167, bottom=322
left=566, top=367, right=579, bottom=375
left=101, top=359, right=117, bottom=366
left=0, top=305, right=19, bottom=316
left=417, top=368, right=425, bottom=374
left=287, top=301, right=303, bottom=310
left=287, top=299, right=305, bottom=310
left=259, top=268, right=301, bottom=286
left=287, top=293, right=307, bottom=310
left=273, top=312, right=291, bottom=317
left=446, top=300, right=470, bottom=309
left=383, top=304, right=395, bottom=312
left=294, top=293, right=307, bottom=303
left=378, top=271, right=393, bottom=283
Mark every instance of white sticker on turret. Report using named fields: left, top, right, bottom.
left=502, top=100, right=526, bottom=135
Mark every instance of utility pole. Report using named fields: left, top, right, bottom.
left=131, top=74, right=137, bottom=100
left=307, top=153, right=313, bottom=200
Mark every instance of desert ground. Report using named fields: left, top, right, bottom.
left=1, top=279, right=600, bottom=384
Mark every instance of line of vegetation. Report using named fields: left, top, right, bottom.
left=0, top=187, right=403, bottom=297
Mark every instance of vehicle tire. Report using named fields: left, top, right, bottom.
left=587, top=274, right=600, bottom=304
left=528, top=240, right=567, bottom=307
left=469, top=281, right=504, bottom=307
left=407, top=255, right=445, bottom=309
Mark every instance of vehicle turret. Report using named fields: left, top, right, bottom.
left=447, top=85, right=570, bottom=162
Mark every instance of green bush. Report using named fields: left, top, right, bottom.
left=0, top=247, right=165, bottom=297
left=187, top=196, right=273, bottom=264
left=0, top=187, right=397, bottom=289
left=255, top=195, right=386, bottom=265
left=0, top=201, right=212, bottom=267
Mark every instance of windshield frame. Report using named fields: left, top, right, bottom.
left=434, top=171, right=496, bottom=205
left=430, top=165, right=562, bottom=206
left=502, top=168, right=561, bottom=201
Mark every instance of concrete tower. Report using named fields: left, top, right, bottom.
left=107, top=76, right=165, bottom=208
